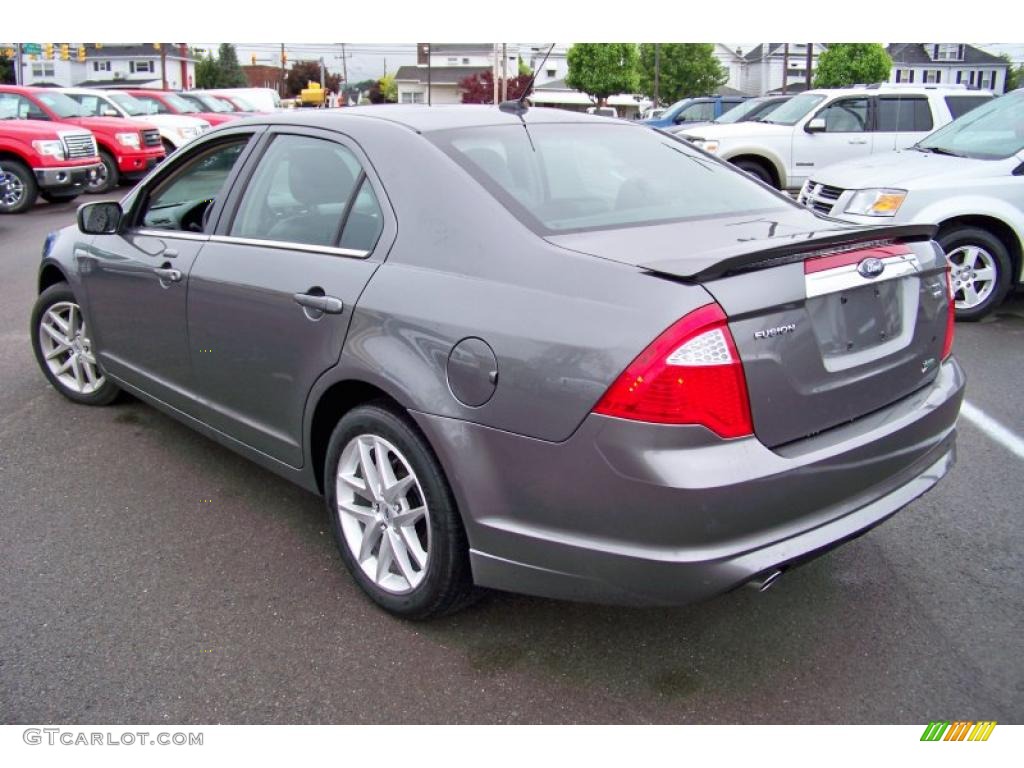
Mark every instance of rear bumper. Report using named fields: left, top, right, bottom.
left=33, top=163, right=102, bottom=190
left=413, top=357, right=965, bottom=606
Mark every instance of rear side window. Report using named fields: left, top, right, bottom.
left=945, top=95, right=992, bottom=119
left=432, top=123, right=789, bottom=234
left=230, top=134, right=381, bottom=251
left=677, top=101, right=715, bottom=122
left=876, top=97, right=933, bottom=132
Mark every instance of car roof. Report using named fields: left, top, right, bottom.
left=239, top=105, right=623, bottom=134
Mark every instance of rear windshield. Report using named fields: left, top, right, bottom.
left=431, top=123, right=789, bottom=234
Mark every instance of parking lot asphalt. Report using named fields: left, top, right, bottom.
left=1, top=197, right=1021, bottom=725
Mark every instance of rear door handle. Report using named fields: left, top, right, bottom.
left=153, top=266, right=182, bottom=283
left=293, top=292, right=344, bottom=314
left=848, top=139, right=868, bottom=145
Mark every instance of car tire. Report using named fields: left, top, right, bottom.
left=939, top=226, right=1012, bottom=321
left=86, top=151, right=119, bottom=194
left=324, top=402, right=478, bottom=619
left=732, top=158, right=776, bottom=187
left=0, top=160, right=39, bottom=214
left=30, top=283, right=120, bottom=406
left=40, top=190, right=82, bottom=204
left=161, top=139, right=177, bottom=156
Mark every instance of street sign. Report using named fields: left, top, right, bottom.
left=22, top=43, right=42, bottom=55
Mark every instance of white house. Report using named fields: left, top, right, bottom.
left=527, top=44, right=569, bottom=86
left=395, top=43, right=520, bottom=105
left=741, top=43, right=827, bottom=95
left=712, top=44, right=746, bottom=92
left=886, top=44, right=1009, bottom=92
left=14, top=44, right=197, bottom=90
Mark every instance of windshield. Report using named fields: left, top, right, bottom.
left=432, top=124, right=789, bottom=234
left=761, top=93, right=825, bottom=125
left=716, top=99, right=777, bottom=124
left=917, top=91, right=1024, bottom=160
left=183, top=93, right=230, bottom=112
left=161, top=93, right=201, bottom=113
left=35, top=91, right=84, bottom=118
left=662, top=98, right=693, bottom=117
left=108, top=93, right=153, bottom=116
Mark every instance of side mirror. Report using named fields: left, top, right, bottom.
left=101, top=107, right=120, bottom=117
left=805, top=117, right=826, bottom=133
left=77, top=201, right=123, bottom=235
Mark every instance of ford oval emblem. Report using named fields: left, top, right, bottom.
left=857, top=257, right=885, bottom=279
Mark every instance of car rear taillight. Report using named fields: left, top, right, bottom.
left=593, top=303, right=754, bottom=438
left=942, top=267, right=955, bottom=360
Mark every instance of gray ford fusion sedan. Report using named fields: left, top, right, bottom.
left=31, top=105, right=964, bottom=618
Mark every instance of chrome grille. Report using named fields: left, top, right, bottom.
left=61, top=132, right=98, bottom=160
left=799, top=180, right=846, bottom=216
left=141, top=128, right=161, bottom=148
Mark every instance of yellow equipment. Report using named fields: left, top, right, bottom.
left=299, top=81, right=327, bottom=107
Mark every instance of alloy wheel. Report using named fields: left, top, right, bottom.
left=335, top=434, right=431, bottom=594
left=948, top=245, right=997, bottom=310
left=1, top=169, right=24, bottom=208
left=87, top=160, right=110, bottom=193
left=38, top=301, right=105, bottom=394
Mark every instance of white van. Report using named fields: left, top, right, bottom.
left=203, top=88, right=282, bottom=113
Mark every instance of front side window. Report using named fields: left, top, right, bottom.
left=133, top=95, right=170, bottom=115
left=676, top=102, right=715, bottom=123
left=230, top=134, right=381, bottom=251
left=139, top=138, right=250, bottom=231
left=432, top=123, right=789, bottom=234
left=876, top=97, right=933, bottom=132
left=817, top=97, right=870, bottom=132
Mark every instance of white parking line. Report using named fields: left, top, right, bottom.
left=961, top=401, right=1024, bottom=461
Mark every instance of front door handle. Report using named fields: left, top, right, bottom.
left=848, top=139, right=868, bottom=145
left=293, top=292, right=344, bottom=314
left=153, top=266, right=182, bottom=283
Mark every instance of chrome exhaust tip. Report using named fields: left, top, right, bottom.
left=746, top=569, right=783, bottom=592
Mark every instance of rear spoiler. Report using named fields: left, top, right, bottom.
left=639, top=223, right=938, bottom=282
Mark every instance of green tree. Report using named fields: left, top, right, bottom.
left=518, top=56, right=531, bottom=77
left=0, top=52, right=14, bottom=85
left=999, top=53, right=1022, bottom=92
left=195, top=51, right=221, bottom=89
left=216, top=43, right=248, bottom=88
left=813, top=44, right=892, bottom=88
left=637, top=43, right=727, bottom=104
left=565, top=43, right=639, bottom=105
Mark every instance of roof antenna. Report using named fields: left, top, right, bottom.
left=499, top=43, right=554, bottom=116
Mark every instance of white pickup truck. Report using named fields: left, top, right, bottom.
left=678, top=84, right=993, bottom=191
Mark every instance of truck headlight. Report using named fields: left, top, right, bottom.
left=116, top=132, right=141, bottom=148
left=32, top=139, right=65, bottom=159
left=844, top=189, right=907, bottom=217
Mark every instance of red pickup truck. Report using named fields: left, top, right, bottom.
left=0, top=85, right=164, bottom=194
left=0, top=114, right=102, bottom=214
left=126, top=89, right=243, bottom=127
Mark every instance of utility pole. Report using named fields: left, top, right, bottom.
left=160, top=43, right=167, bottom=90
left=319, top=56, right=325, bottom=88
left=654, top=43, right=660, bottom=107
left=14, top=42, right=22, bottom=86
left=426, top=43, right=432, bottom=105
left=340, top=43, right=348, bottom=85
left=782, top=43, right=789, bottom=94
left=805, top=43, right=813, bottom=91
left=492, top=43, right=499, bottom=104
left=280, top=43, right=286, bottom=98
left=501, top=43, right=508, bottom=101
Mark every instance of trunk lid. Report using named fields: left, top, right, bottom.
left=549, top=215, right=948, bottom=447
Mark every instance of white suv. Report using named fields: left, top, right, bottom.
left=678, top=84, right=993, bottom=191
left=61, top=88, right=210, bottom=155
left=797, top=89, right=1024, bottom=320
